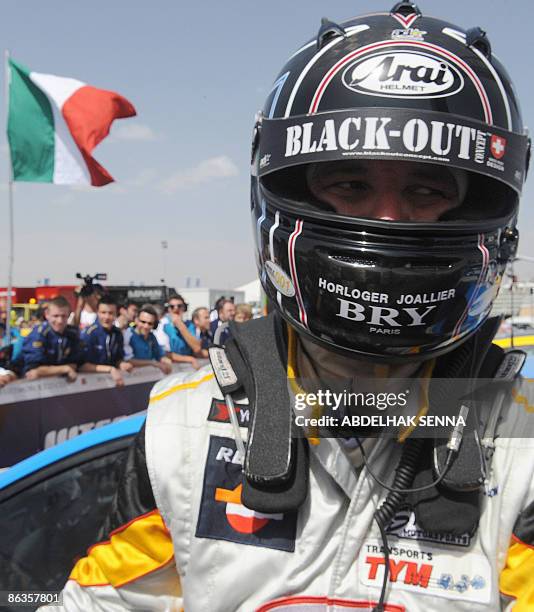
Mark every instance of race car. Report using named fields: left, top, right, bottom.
left=0, top=414, right=144, bottom=610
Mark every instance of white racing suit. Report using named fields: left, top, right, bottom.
left=42, top=359, right=534, bottom=611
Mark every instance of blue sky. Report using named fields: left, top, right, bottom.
left=1, top=0, right=533, bottom=289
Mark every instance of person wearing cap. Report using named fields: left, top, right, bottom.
left=42, top=4, right=533, bottom=611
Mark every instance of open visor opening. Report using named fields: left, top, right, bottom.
left=261, top=161, right=519, bottom=224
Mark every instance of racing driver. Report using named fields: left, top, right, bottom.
left=43, top=2, right=534, bottom=611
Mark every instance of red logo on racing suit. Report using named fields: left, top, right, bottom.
left=208, top=398, right=250, bottom=426
left=366, top=556, right=433, bottom=587
left=215, top=483, right=283, bottom=534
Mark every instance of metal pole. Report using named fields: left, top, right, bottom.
left=510, top=262, right=515, bottom=348
left=4, top=49, right=14, bottom=345
left=161, top=240, right=168, bottom=289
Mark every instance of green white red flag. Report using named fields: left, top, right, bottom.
left=7, top=58, right=136, bottom=186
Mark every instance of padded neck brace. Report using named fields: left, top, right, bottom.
left=223, top=313, right=309, bottom=513
left=215, top=313, right=512, bottom=530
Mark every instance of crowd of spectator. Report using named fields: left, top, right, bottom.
left=0, top=287, right=255, bottom=390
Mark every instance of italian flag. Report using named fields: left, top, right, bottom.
left=7, top=58, right=136, bottom=186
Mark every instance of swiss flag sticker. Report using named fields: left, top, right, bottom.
left=490, top=135, right=506, bottom=159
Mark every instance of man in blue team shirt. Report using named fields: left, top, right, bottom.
left=124, top=305, right=172, bottom=375
left=80, top=296, right=133, bottom=387
left=20, top=296, right=81, bottom=382
left=163, top=294, right=201, bottom=369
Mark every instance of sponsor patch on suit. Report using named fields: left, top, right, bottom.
left=208, top=398, right=251, bottom=428
left=386, top=509, right=472, bottom=547
left=358, top=538, right=491, bottom=604
left=195, top=436, right=297, bottom=552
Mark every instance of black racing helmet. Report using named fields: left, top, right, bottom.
left=251, top=1, right=530, bottom=362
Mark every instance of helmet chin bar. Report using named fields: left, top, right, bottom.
left=253, top=185, right=513, bottom=361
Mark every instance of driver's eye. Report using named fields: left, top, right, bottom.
left=409, top=185, right=452, bottom=199
left=411, top=185, right=444, bottom=196
left=327, top=180, right=368, bottom=192
left=337, top=181, right=365, bottom=189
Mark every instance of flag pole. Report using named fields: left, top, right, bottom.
left=4, top=49, right=14, bottom=346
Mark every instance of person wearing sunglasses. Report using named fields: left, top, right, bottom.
left=123, top=304, right=172, bottom=375
left=162, top=294, right=202, bottom=370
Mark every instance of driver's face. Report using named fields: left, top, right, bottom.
left=307, top=160, right=461, bottom=222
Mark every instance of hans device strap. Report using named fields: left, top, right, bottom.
left=411, top=317, right=525, bottom=536
left=209, top=313, right=309, bottom=513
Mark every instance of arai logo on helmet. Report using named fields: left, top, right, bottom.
left=342, top=50, right=464, bottom=99
left=265, top=260, right=295, bottom=297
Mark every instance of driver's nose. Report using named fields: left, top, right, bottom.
left=367, top=190, right=407, bottom=221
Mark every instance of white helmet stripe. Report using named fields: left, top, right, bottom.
left=469, top=46, right=512, bottom=131
left=453, top=234, right=490, bottom=337
left=443, top=27, right=512, bottom=130
left=269, top=211, right=282, bottom=304
left=391, top=12, right=419, bottom=29
left=284, top=25, right=369, bottom=118
left=269, top=211, right=280, bottom=260
left=268, top=72, right=290, bottom=119
left=288, top=219, right=308, bottom=328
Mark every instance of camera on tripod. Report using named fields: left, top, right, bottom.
left=75, top=273, right=107, bottom=298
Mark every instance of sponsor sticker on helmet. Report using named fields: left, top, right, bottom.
left=265, top=260, right=296, bottom=297
left=490, top=134, right=506, bottom=159
left=260, top=153, right=271, bottom=169
left=318, top=276, right=456, bottom=335
left=391, top=28, right=427, bottom=42
left=341, top=51, right=464, bottom=99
